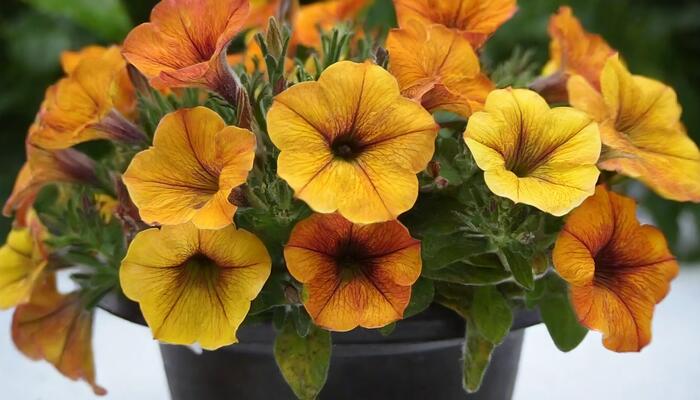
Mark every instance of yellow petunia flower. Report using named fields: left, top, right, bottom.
left=393, top=0, right=517, bottom=49
left=464, top=88, right=601, bottom=216
left=0, top=212, right=48, bottom=309
left=386, top=21, right=493, bottom=117
left=123, top=107, right=255, bottom=230
left=285, top=213, right=421, bottom=331
left=29, top=46, right=139, bottom=150
left=553, top=186, right=678, bottom=352
left=12, top=276, right=106, bottom=395
left=267, top=61, right=439, bottom=224
left=568, top=55, right=700, bottom=202
left=120, top=223, right=271, bottom=350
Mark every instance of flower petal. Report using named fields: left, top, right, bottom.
left=120, top=223, right=271, bottom=350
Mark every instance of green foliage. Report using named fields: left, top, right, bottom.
left=403, top=277, right=435, bottom=318
left=23, top=0, right=131, bottom=41
left=471, top=286, right=513, bottom=345
left=462, top=319, right=496, bottom=393
left=274, top=318, right=332, bottom=400
left=527, top=273, right=588, bottom=352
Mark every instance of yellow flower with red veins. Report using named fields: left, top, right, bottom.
left=285, top=213, right=421, bottom=331
left=464, top=88, right=601, bottom=216
left=393, top=0, right=517, bottom=48
left=268, top=61, right=439, bottom=224
left=293, top=0, right=371, bottom=48
left=12, top=276, right=106, bottom=395
left=120, top=223, right=271, bottom=350
left=568, top=55, right=700, bottom=202
left=29, top=46, right=139, bottom=150
left=123, top=107, right=255, bottom=230
left=3, top=144, right=98, bottom=225
left=386, top=21, right=493, bottom=117
left=553, top=186, right=679, bottom=352
left=0, top=212, right=48, bottom=309
left=532, top=6, right=615, bottom=102
left=122, top=0, right=249, bottom=91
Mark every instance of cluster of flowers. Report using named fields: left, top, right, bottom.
left=0, top=0, right=697, bottom=396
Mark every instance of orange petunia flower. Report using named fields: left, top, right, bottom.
left=267, top=61, right=439, bottom=224
left=568, top=55, right=700, bottom=202
left=29, top=46, right=140, bottom=150
left=284, top=213, right=421, bottom=331
left=386, top=21, right=493, bottom=117
left=393, top=0, right=517, bottom=48
left=12, top=276, right=106, bottom=395
left=123, top=107, right=256, bottom=230
left=292, top=0, right=371, bottom=48
left=120, top=223, right=271, bottom=350
left=122, top=0, right=250, bottom=115
left=553, top=186, right=679, bottom=352
left=464, top=88, right=600, bottom=216
left=3, top=144, right=98, bottom=225
left=532, top=6, right=615, bottom=102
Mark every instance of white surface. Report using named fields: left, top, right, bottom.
left=1, top=268, right=698, bottom=400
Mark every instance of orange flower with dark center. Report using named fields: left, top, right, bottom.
left=531, top=6, right=615, bottom=102
left=393, top=0, right=517, bottom=48
left=284, top=213, right=421, bottom=331
left=553, top=186, right=679, bottom=352
left=12, top=276, right=106, bottom=395
left=122, top=0, right=251, bottom=122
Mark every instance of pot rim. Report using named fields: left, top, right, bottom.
left=99, top=290, right=541, bottom=346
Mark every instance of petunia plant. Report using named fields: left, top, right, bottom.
left=0, top=0, right=696, bottom=397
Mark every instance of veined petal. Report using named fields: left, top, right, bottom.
left=465, top=88, right=601, bottom=216
left=12, top=277, right=106, bottom=395
left=120, top=223, right=271, bottom=350
left=386, top=22, right=493, bottom=117
left=123, top=107, right=255, bottom=229
left=393, top=0, right=517, bottom=48
left=284, top=213, right=421, bottom=331
left=268, top=61, right=438, bottom=223
left=553, top=186, right=679, bottom=352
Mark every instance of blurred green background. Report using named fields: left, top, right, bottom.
left=1, top=0, right=699, bottom=259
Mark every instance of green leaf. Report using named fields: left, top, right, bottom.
left=378, top=322, right=396, bottom=336
left=471, top=286, right=513, bottom=345
left=462, top=319, right=495, bottom=393
left=533, top=274, right=588, bottom=352
left=23, top=0, right=132, bottom=41
left=422, top=233, right=493, bottom=271
left=274, top=320, right=332, bottom=400
left=423, top=262, right=511, bottom=285
left=249, top=273, right=289, bottom=315
left=403, top=278, right=435, bottom=318
left=497, top=248, right=534, bottom=290
left=400, top=193, right=464, bottom=238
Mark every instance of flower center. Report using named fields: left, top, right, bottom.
left=334, top=240, right=371, bottom=280
left=182, top=253, right=219, bottom=281
left=331, top=136, right=363, bottom=160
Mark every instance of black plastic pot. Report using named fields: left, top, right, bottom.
left=100, top=291, right=540, bottom=400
